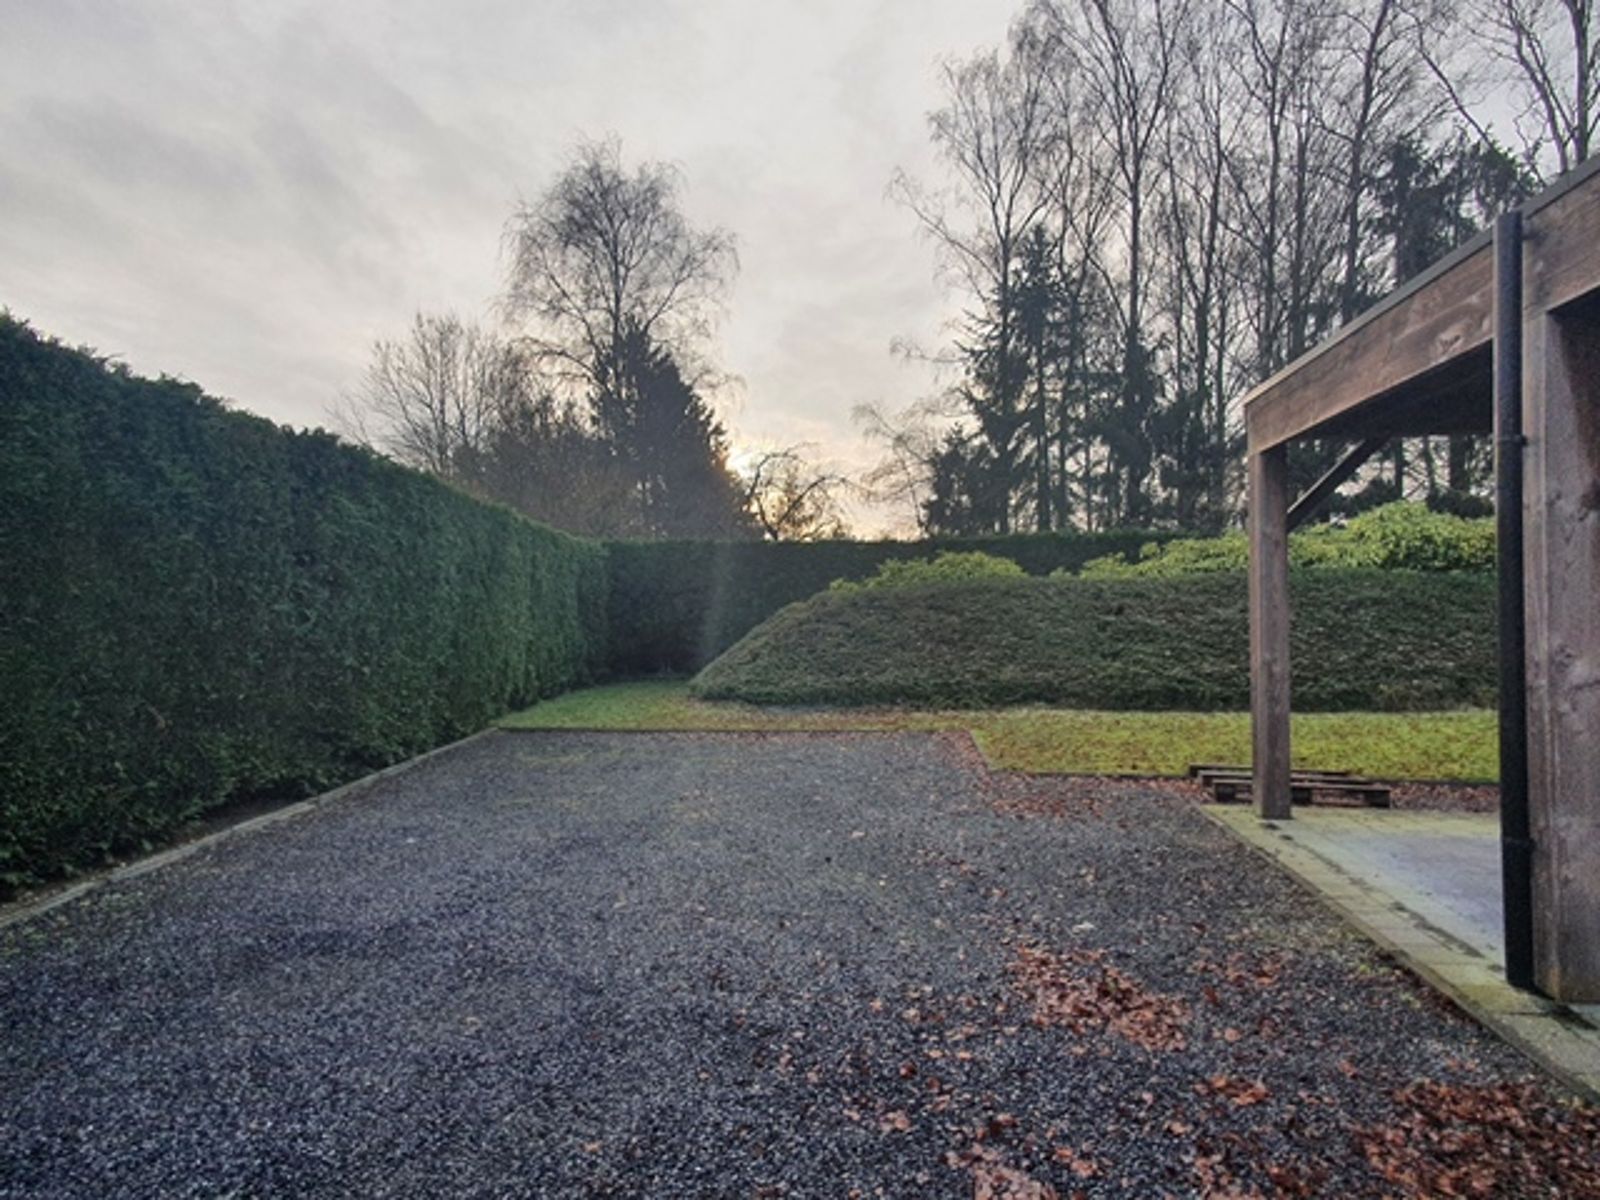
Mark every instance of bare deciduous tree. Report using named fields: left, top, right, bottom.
left=1420, top=0, right=1597, bottom=178
left=1034, top=0, right=1194, bottom=524
left=1332, top=0, right=1441, bottom=320
left=503, top=137, right=738, bottom=396
left=854, top=398, right=953, bottom=533
left=890, top=0, right=1514, bottom=534
left=338, top=312, right=527, bottom=484
left=1498, top=0, right=1597, bottom=172
left=740, top=447, right=852, bottom=541
left=890, top=42, right=1059, bottom=532
left=1155, top=1, right=1248, bottom=526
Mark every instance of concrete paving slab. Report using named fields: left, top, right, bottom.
left=1263, top=810, right=1503, bottom=954
left=1202, top=804, right=1600, bottom=1100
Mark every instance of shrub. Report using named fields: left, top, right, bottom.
left=1078, top=502, right=1494, bottom=578
left=0, top=317, right=606, bottom=889
left=1079, top=534, right=1247, bottom=578
left=829, top=550, right=1025, bottom=592
left=1326, top=502, right=1496, bottom=571
left=690, top=570, right=1495, bottom=712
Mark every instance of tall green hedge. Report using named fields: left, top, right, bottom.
left=604, top=530, right=1176, bottom=673
left=0, top=318, right=607, bottom=888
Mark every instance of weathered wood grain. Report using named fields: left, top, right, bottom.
left=1526, top=170, right=1600, bottom=315
left=1249, top=443, right=1292, bottom=821
left=1245, top=243, right=1493, bottom=450
left=1521, top=301, right=1600, bottom=1002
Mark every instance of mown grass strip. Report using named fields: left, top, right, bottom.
left=499, top=682, right=1497, bottom=782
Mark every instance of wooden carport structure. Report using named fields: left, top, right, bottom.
left=1245, top=160, right=1600, bottom=1003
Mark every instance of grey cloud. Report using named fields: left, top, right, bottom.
left=19, top=97, right=257, bottom=205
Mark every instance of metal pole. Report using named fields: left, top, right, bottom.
left=1494, top=209, right=1535, bottom=992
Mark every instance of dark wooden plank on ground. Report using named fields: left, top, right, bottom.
left=1194, top=764, right=1391, bottom=809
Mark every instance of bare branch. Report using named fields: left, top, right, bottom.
left=502, top=136, right=738, bottom=399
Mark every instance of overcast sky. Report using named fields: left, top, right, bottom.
left=1, top=0, right=1018, bottom=532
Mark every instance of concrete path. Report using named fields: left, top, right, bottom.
left=1289, top=810, right=1507, bottom=953
left=1204, top=805, right=1600, bottom=1100
left=2, top=733, right=1593, bottom=1198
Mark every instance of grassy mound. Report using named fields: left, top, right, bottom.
left=689, top=571, right=1495, bottom=712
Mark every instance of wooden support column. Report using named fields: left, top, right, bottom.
left=1521, top=300, right=1600, bottom=1002
left=1249, top=440, right=1293, bottom=820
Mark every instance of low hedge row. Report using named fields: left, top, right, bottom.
left=1081, top=503, right=1495, bottom=577
left=0, top=318, right=607, bottom=889
left=690, top=570, right=1497, bottom=711
left=604, top=530, right=1177, bottom=673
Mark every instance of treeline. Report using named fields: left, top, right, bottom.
left=872, top=0, right=1588, bottom=535
left=345, top=311, right=753, bottom=540
left=342, top=141, right=848, bottom=543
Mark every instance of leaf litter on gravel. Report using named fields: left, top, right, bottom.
left=741, top=753, right=1593, bottom=1198
left=1352, top=1080, right=1600, bottom=1199
left=1009, top=943, right=1191, bottom=1053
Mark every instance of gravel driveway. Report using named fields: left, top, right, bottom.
left=1, top=731, right=1592, bottom=1198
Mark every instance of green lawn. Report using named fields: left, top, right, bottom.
left=499, top=682, right=1497, bottom=782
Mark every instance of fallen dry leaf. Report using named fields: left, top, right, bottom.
left=1050, top=1146, right=1101, bottom=1178
left=972, top=1161, right=1060, bottom=1200
left=1208, top=1075, right=1271, bottom=1107
left=1352, top=1081, right=1600, bottom=1199
left=1010, top=944, right=1189, bottom=1053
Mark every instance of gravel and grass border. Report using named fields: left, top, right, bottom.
left=499, top=681, right=1498, bottom=782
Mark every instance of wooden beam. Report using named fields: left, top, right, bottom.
left=1239, top=155, right=1600, bottom=455
left=1249, top=442, right=1292, bottom=820
left=1287, top=437, right=1386, bottom=532
left=1521, top=297, right=1600, bottom=1002
left=1243, top=237, right=1493, bottom=449
left=1307, top=347, right=1494, bottom=444
left=1525, top=157, right=1600, bottom=314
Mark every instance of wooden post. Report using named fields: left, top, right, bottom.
left=1522, top=302, right=1600, bottom=1002
left=1249, top=439, right=1293, bottom=820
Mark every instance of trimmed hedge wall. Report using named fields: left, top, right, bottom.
left=690, top=570, right=1497, bottom=711
left=0, top=318, right=606, bottom=888
left=605, top=530, right=1177, bottom=673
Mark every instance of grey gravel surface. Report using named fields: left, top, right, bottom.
left=0, top=731, right=1578, bottom=1197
